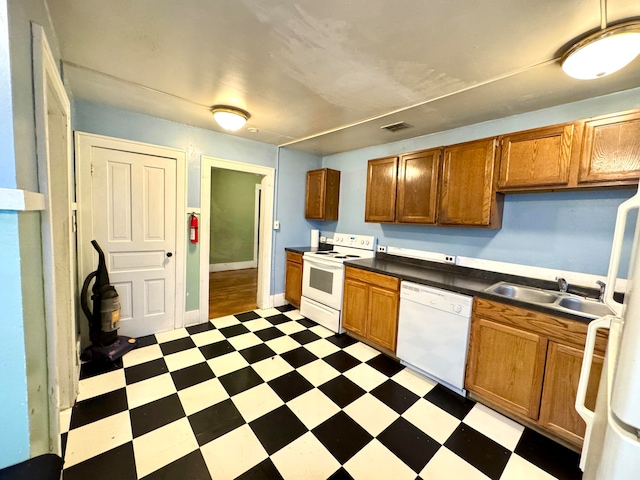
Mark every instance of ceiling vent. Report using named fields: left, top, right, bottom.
left=381, top=121, right=413, bottom=132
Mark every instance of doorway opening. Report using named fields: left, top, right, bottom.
left=208, top=169, right=263, bottom=318
left=199, top=157, right=275, bottom=321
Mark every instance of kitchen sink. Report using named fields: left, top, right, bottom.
left=486, top=283, right=560, bottom=304
left=485, top=281, right=613, bottom=319
left=557, top=297, right=613, bottom=317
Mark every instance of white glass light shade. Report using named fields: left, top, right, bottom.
left=562, top=23, right=640, bottom=80
left=211, top=106, right=250, bottom=131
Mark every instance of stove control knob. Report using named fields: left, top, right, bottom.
left=361, top=240, right=364, bottom=245
left=453, top=304, right=462, bottom=313
left=366, top=240, right=370, bottom=245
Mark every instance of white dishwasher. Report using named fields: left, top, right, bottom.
left=396, top=281, right=473, bottom=396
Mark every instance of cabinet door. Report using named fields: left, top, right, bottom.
left=498, top=124, right=574, bottom=189
left=579, top=111, right=640, bottom=184
left=305, top=169, right=327, bottom=220
left=366, top=286, right=399, bottom=351
left=439, top=138, right=500, bottom=227
left=365, top=156, right=398, bottom=223
left=397, top=149, right=440, bottom=224
left=284, top=256, right=303, bottom=308
left=538, top=342, right=604, bottom=446
left=466, top=317, right=547, bottom=419
left=342, top=278, right=368, bottom=336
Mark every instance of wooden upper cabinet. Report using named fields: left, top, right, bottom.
left=466, top=317, right=548, bottom=419
left=365, top=156, right=398, bottom=223
left=305, top=168, right=340, bottom=221
left=397, top=149, right=441, bottom=224
left=498, top=124, right=577, bottom=190
left=579, top=110, right=640, bottom=185
left=538, top=342, right=604, bottom=446
left=439, top=138, right=503, bottom=228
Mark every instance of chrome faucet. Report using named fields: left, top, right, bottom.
left=556, top=277, right=568, bottom=293
left=596, top=280, right=606, bottom=302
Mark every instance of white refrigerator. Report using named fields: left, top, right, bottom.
left=577, top=186, right=640, bottom=478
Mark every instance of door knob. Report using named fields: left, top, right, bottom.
left=167, top=252, right=173, bottom=257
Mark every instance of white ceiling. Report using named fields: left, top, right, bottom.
left=47, top=0, right=640, bottom=156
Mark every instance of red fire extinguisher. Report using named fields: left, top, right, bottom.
left=190, top=213, right=199, bottom=243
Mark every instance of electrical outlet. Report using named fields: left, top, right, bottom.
left=377, top=245, right=387, bottom=253
left=444, top=255, right=456, bottom=264
left=273, top=220, right=280, bottom=230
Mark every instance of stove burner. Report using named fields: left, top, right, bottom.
left=345, top=255, right=360, bottom=258
left=333, top=255, right=347, bottom=259
left=327, top=251, right=338, bottom=254
left=315, top=252, right=329, bottom=255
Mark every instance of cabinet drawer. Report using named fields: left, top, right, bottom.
left=473, top=297, right=608, bottom=353
left=345, top=266, right=400, bottom=291
left=286, top=251, right=303, bottom=264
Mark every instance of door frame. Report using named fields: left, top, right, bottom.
left=200, top=156, right=274, bottom=319
left=75, top=132, right=187, bottom=334
left=254, top=184, right=261, bottom=266
left=33, top=23, right=75, bottom=454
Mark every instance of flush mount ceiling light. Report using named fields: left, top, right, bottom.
left=210, top=105, right=251, bottom=131
left=561, top=0, right=640, bottom=80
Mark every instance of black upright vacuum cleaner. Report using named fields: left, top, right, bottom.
left=81, top=240, right=137, bottom=362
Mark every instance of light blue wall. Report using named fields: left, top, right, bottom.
left=273, top=148, right=322, bottom=294
left=322, top=87, right=640, bottom=277
left=73, top=101, right=322, bottom=299
left=0, top=212, right=30, bottom=468
left=74, top=100, right=278, bottom=207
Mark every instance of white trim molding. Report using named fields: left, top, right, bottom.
left=184, top=309, right=201, bottom=326
left=271, top=293, right=286, bottom=308
left=200, top=157, right=275, bottom=322
left=0, top=188, right=45, bottom=211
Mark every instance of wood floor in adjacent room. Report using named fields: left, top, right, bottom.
left=209, top=268, right=258, bottom=319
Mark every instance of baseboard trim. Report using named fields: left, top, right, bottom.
left=209, top=260, right=257, bottom=272
left=271, top=293, right=286, bottom=308
left=184, top=309, right=202, bottom=326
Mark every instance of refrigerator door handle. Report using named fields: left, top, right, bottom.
left=605, top=188, right=640, bottom=317
left=575, top=315, right=613, bottom=470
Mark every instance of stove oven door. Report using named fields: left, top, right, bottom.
left=301, top=256, right=344, bottom=311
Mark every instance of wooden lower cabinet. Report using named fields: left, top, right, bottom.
left=538, top=342, right=604, bottom=445
left=284, top=251, right=303, bottom=308
left=367, top=286, right=400, bottom=351
left=466, top=297, right=608, bottom=448
left=342, top=278, right=368, bottom=336
left=342, top=267, right=400, bottom=352
left=466, top=318, right=547, bottom=419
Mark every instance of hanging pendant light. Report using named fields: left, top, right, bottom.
left=210, top=105, right=251, bottom=131
left=562, top=21, right=640, bottom=80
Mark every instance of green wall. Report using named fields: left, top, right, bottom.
left=210, top=169, right=263, bottom=265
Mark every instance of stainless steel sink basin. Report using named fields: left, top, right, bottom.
left=557, top=297, right=613, bottom=317
left=486, top=283, right=560, bottom=304
left=485, top=281, right=613, bottom=319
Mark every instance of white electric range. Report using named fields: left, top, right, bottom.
left=300, top=233, right=377, bottom=333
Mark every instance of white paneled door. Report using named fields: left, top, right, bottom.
left=91, top=147, right=177, bottom=337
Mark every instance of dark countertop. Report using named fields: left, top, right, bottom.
left=344, top=254, right=608, bottom=324
left=284, top=246, right=609, bottom=323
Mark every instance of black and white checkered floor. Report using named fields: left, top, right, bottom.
left=60, top=306, right=583, bottom=480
